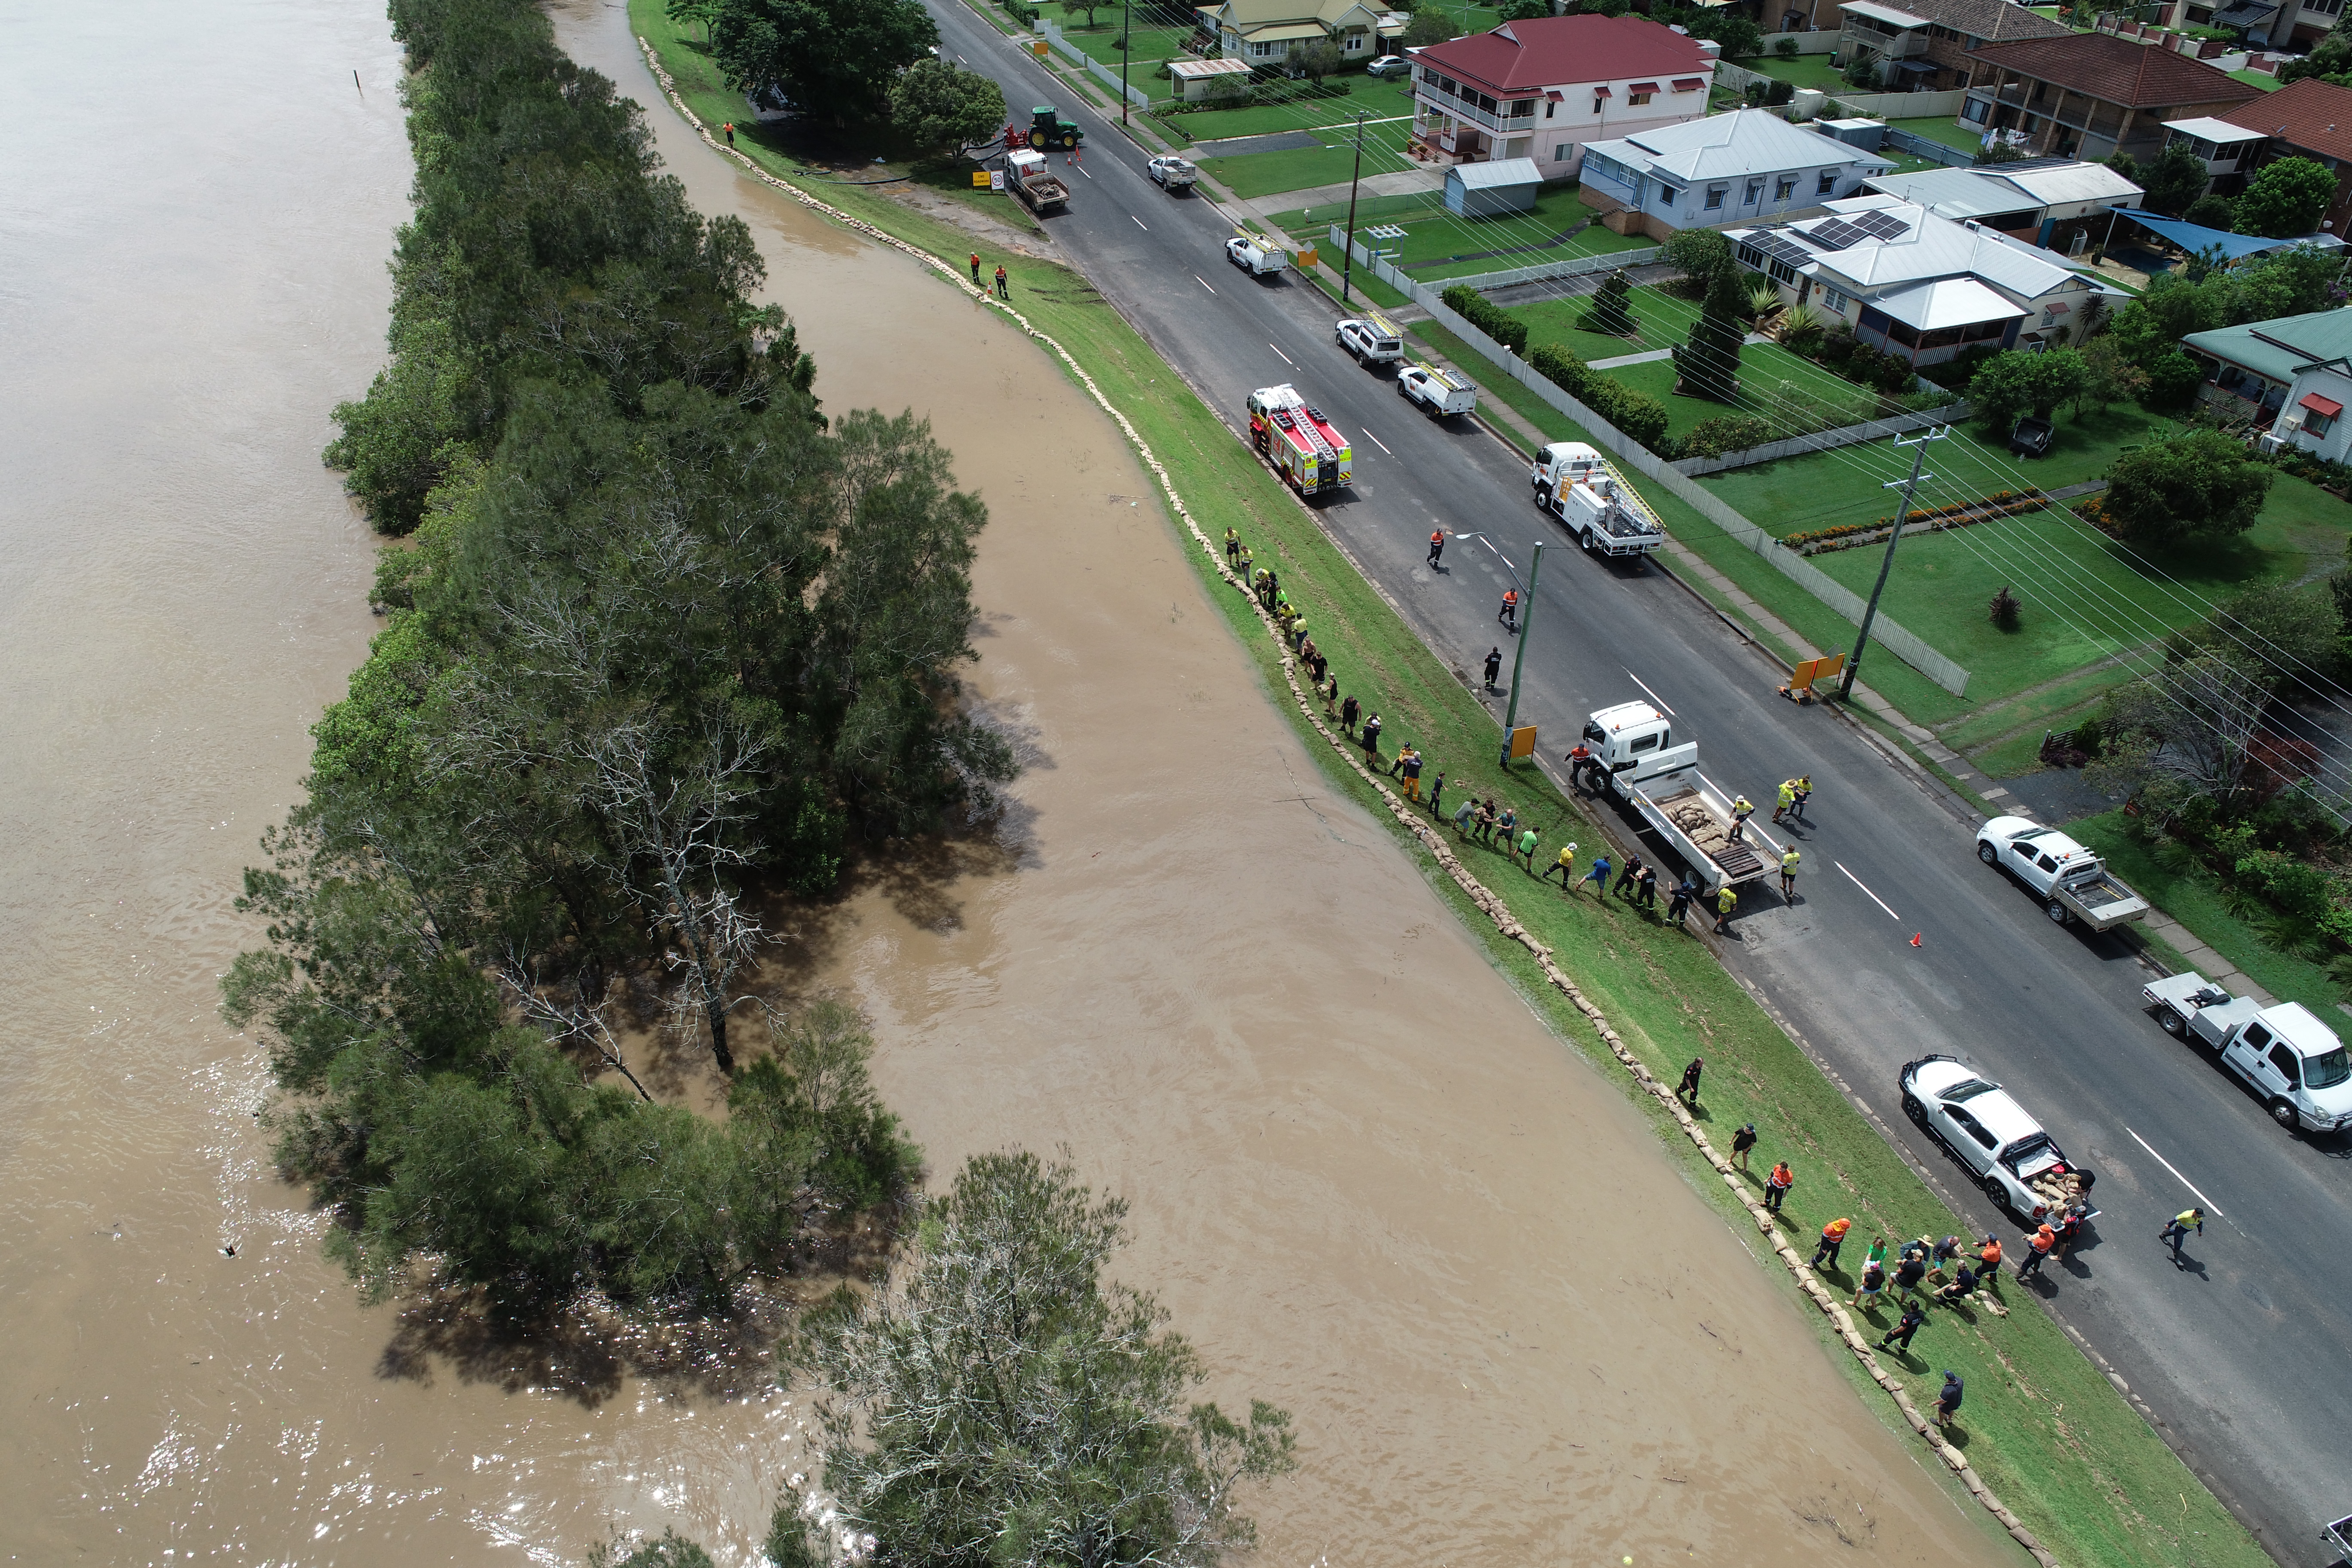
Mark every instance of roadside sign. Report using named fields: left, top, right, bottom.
left=972, top=171, right=990, bottom=188
left=1509, top=725, right=1537, bottom=760
left=990, top=169, right=1005, bottom=191
left=1031, top=38, right=1049, bottom=55
left=1295, top=246, right=1319, bottom=268
left=1791, top=652, right=1844, bottom=689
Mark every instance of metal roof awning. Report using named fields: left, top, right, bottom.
left=2210, top=0, right=2278, bottom=26
left=1244, top=20, right=1329, bottom=40
left=1673, top=76, right=1706, bottom=89
left=2302, top=392, right=2345, bottom=417
left=2164, top=115, right=2268, bottom=145
left=1591, top=84, right=1613, bottom=97
left=1629, top=81, right=1661, bottom=93
left=1545, top=89, right=1564, bottom=101
left=1451, top=155, right=1545, bottom=189
left=1842, top=0, right=1933, bottom=26
left=1873, top=277, right=2032, bottom=331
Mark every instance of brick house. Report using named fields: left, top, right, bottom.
left=1408, top=15, right=1716, bottom=182
left=1960, top=33, right=2257, bottom=161
left=1833, top=0, right=2071, bottom=94
left=2208, top=77, right=2352, bottom=239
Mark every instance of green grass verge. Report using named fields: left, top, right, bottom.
left=1269, top=184, right=1647, bottom=282
left=1157, top=73, right=1416, bottom=140
left=635, top=12, right=2272, bottom=1563
left=1942, top=662, right=2135, bottom=755
left=2069, top=812, right=2343, bottom=1012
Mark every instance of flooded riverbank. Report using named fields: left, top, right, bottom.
left=0, top=0, right=2016, bottom=1561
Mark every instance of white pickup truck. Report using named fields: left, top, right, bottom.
left=1901, top=1055, right=2099, bottom=1223
left=1335, top=312, right=1404, bottom=365
left=1974, top=816, right=2149, bottom=931
left=2142, top=973, right=2352, bottom=1133
left=1579, top=700, right=1773, bottom=895
left=1396, top=361, right=1476, bottom=417
left=1225, top=235, right=1287, bottom=275
left=1529, top=441, right=1664, bottom=559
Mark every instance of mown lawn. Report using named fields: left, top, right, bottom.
left=1748, top=53, right=1850, bottom=92
left=644, top=11, right=2279, bottom=1560
left=1605, top=349, right=1887, bottom=438
left=1159, top=71, right=1416, bottom=141
left=1270, top=184, right=1647, bottom=281
left=1055, top=21, right=1187, bottom=68
left=1195, top=115, right=1418, bottom=198
left=1885, top=114, right=1988, bottom=155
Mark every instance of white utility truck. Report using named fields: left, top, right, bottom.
left=1528, top=441, right=1665, bottom=559
left=1225, top=235, right=1287, bottom=275
left=2141, top=973, right=2352, bottom=1133
left=1335, top=312, right=1404, bottom=364
left=1145, top=154, right=1198, bottom=192
left=1974, top=816, right=2149, bottom=930
left=1579, top=700, right=1772, bottom=894
left=1396, top=361, right=1477, bottom=417
left=1002, top=149, right=1070, bottom=214
left=1246, top=384, right=1352, bottom=495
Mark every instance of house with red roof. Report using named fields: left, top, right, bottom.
left=2206, top=77, right=2352, bottom=239
left=1960, top=32, right=2256, bottom=162
left=1407, top=15, right=1717, bottom=184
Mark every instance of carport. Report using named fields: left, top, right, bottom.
left=1444, top=157, right=1544, bottom=218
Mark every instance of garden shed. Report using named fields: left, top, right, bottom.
left=1169, top=57, right=1252, bottom=101
left=1444, top=157, right=1544, bottom=217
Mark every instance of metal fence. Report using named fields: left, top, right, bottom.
left=1884, top=123, right=1976, bottom=167
left=1330, top=233, right=1972, bottom=695
left=1670, top=400, right=1969, bottom=476
left=1038, top=22, right=1155, bottom=110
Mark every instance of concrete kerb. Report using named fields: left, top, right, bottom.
left=637, top=37, right=2061, bottom=1567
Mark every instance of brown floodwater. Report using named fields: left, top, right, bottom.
left=0, top=0, right=2019, bottom=1563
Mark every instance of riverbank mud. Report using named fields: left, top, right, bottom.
left=0, top=0, right=2015, bottom=1562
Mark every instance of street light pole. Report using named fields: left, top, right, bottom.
left=1838, top=427, right=1945, bottom=702
left=1340, top=111, right=1367, bottom=305
left=1121, top=0, right=1131, bottom=125
left=1498, top=540, right=1544, bottom=766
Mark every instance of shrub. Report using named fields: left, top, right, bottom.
left=1989, top=585, right=2021, bottom=630
left=1442, top=284, right=1528, bottom=355
left=1774, top=34, right=1799, bottom=55
left=1579, top=270, right=1638, bottom=336
left=1530, top=343, right=1588, bottom=397
left=1583, top=375, right=1672, bottom=452
left=1766, top=77, right=1795, bottom=105
left=1680, top=413, right=1774, bottom=458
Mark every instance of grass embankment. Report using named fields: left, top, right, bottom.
left=635, top=12, right=2268, bottom=1565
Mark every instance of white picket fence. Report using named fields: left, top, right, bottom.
left=1330, top=232, right=1972, bottom=695
left=1037, top=21, right=1154, bottom=109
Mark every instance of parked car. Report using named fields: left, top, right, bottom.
left=1226, top=235, right=1287, bottom=275
left=1366, top=54, right=1411, bottom=77
left=1334, top=312, right=1404, bottom=364
left=2143, top=972, right=2352, bottom=1133
left=1974, top=816, right=2148, bottom=930
left=745, top=85, right=797, bottom=124
left=1900, top=1055, right=2097, bottom=1222
left=1146, top=155, right=1198, bottom=192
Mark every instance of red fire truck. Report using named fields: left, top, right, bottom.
left=1246, top=385, right=1352, bottom=495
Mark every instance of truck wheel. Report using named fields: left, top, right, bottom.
left=1981, top=1174, right=2009, bottom=1210
left=2269, top=1098, right=2302, bottom=1131
left=1534, top=484, right=1551, bottom=507
left=2157, top=1008, right=2186, bottom=1037
left=2046, top=900, right=2069, bottom=925
left=1902, top=1092, right=1926, bottom=1126
left=1976, top=841, right=1998, bottom=865
left=1396, top=380, right=1410, bottom=398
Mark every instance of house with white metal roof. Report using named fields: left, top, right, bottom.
left=1726, top=192, right=2121, bottom=365
left=1194, top=0, right=1389, bottom=65
left=1576, top=108, right=1895, bottom=239
left=1859, top=156, right=2141, bottom=251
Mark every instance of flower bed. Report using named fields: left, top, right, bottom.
left=1785, top=489, right=2047, bottom=554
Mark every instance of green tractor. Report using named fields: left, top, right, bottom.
left=1028, top=104, right=1083, bottom=151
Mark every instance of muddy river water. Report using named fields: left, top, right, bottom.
left=0, top=1, right=2019, bottom=1563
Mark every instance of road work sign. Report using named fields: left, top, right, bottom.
left=1509, top=725, right=1537, bottom=760
left=990, top=169, right=1005, bottom=190
left=973, top=171, right=990, bottom=188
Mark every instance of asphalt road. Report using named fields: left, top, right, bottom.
left=927, top=11, right=2352, bottom=1557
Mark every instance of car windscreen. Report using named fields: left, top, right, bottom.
left=1941, top=1078, right=2000, bottom=1103
left=2307, top=1045, right=2352, bottom=1090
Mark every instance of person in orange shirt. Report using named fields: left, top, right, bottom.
left=1977, top=1232, right=2005, bottom=1283
left=2016, top=1223, right=2057, bottom=1281
left=1810, top=1216, right=1853, bottom=1272
left=1764, top=1161, right=1794, bottom=1213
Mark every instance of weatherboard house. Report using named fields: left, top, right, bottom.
left=1195, top=0, right=1391, bottom=64
left=1407, top=15, right=1717, bottom=181
left=1577, top=108, right=1896, bottom=239
left=1727, top=192, right=2118, bottom=366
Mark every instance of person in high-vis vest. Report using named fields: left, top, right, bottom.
left=1539, top=841, right=1579, bottom=888
left=1773, top=778, right=1798, bottom=823
left=1713, top=883, right=1738, bottom=934
left=1728, top=795, right=1755, bottom=842
left=1810, top=1216, right=1853, bottom=1272
left=1780, top=845, right=1801, bottom=903
left=1427, top=529, right=1445, bottom=567
left=1498, top=587, right=1518, bottom=630
left=2160, top=1206, right=2204, bottom=1264
left=1764, top=1160, right=1795, bottom=1212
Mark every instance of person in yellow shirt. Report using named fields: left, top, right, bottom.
left=1224, top=526, right=1240, bottom=570
left=1773, top=778, right=1798, bottom=824
left=1779, top=845, right=1801, bottom=903
left=1539, top=841, right=1579, bottom=888
left=1714, top=883, right=1737, bottom=934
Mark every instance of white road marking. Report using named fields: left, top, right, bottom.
left=1130, top=213, right=1146, bottom=228
left=1837, top=861, right=1902, bottom=921
left=2127, top=1127, right=2228, bottom=1220
left=1194, top=275, right=1217, bottom=294
left=1270, top=342, right=1294, bottom=367
left=1077, top=165, right=1093, bottom=179
left=1360, top=427, right=1393, bottom=455
left=1624, top=670, right=1676, bottom=717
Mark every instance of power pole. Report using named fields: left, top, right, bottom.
left=1498, top=541, right=1544, bottom=766
left=1340, top=112, right=1367, bottom=305
left=1838, top=427, right=1945, bottom=701
left=1121, top=0, right=1131, bottom=125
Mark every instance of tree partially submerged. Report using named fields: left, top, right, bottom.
left=714, top=0, right=941, bottom=124
left=786, top=1152, right=1296, bottom=1568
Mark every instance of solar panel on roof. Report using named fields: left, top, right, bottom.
left=1854, top=210, right=1912, bottom=240
left=1750, top=233, right=1815, bottom=269
left=1808, top=218, right=1866, bottom=250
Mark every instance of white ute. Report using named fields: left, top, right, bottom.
left=2142, top=973, right=2352, bottom=1133
left=1225, top=235, right=1287, bottom=275
left=1901, top=1055, right=2099, bottom=1222
left=1335, top=312, right=1404, bottom=364
left=1528, top=441, right=1664, bottom=559
left=1146, top=154, right=1197, bottom=192
left=1396, top=361, right=1476, bottom=417
left=1579, top=700, right=1772, bottom=894
left=1974, top=816, right=2149, bottom=930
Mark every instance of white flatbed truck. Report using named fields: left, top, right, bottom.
left=1396, top=361, right=1476, bottom=417
left=1975, top=816, right=2149, bottom=930
left=2141, top=972, right=2352, bottom=1133
left=1580, top=700, right=1774, bottom=895
left=1003, top=149, right=1070, bottom=214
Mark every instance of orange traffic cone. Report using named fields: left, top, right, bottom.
left=1910, top=933, right=1923, bottom=947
